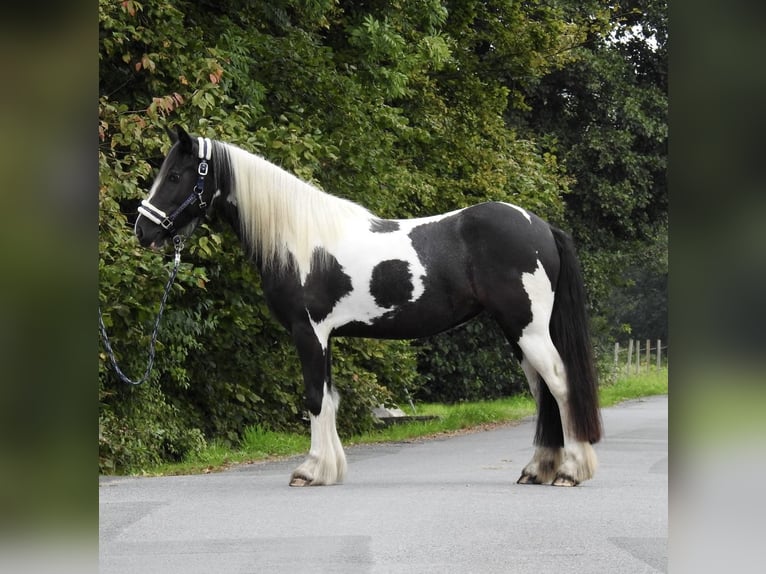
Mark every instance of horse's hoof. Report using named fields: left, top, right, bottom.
left=289, top=474, right=312, bottom=487
left=552, top=474, right=579, bottom=487
left=517, top=473, right=541, bottom=485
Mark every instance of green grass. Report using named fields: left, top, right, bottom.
left=347, top=394, right=538, bottom=446
left=241, top=425, right=311, bottom=457
left=144, top=368, right=667, bottom=476
left=150, top=429, right=311, bottom=476
left=599, top=367, right=668, bottom=407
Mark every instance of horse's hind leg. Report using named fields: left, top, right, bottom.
left=518, top=335, right=597, bottom=486
left=488, top=261, right=596, bottom=486
left=483, top=279, right=571, bottom=484
left=516, top=358, right=563, bottom=485
left=289, top=327, right=347, bottom=486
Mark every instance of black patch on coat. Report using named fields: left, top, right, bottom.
left=370, top=219, right=400, bottom=233
left=303, top=248, right=353, bottom=323
left=403, top=202, right=558, bottom=346
left=370, top=259, right=414, bottom=308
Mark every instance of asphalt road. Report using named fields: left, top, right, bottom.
left=100, top=395, right=667, bottom=573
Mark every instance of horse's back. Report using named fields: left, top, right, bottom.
left=454, top=202, right=559, bottom=280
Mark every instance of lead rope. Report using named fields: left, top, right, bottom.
left=98, top=236, right=184, bottom=385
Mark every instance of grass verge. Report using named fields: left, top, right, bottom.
left=599, top=367, right=668, bottom=407
left=144, top=368, right=667, bottom=476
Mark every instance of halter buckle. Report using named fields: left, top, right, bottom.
left=198, top=161, right=209, bottom=176
left=172, top=235, right=184, bottom=265
left=161, top=217, right=174, bottom=230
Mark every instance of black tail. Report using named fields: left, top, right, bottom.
left=536, top=227, right=602, bottom=446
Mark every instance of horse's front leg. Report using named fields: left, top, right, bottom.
left=289, top=326, right=347, bottom=487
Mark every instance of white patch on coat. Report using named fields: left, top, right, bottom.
left=307, top=211, right=463, bottom=341
left=520, top=259, right=555, bottom=338
left=517, top=260, right=566, bottom=392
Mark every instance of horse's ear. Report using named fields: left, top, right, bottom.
left=166, top=125, right=177, bottom=143
left=172, top=125, right=193, bottom=153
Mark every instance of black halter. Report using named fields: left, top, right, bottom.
left=137, top=137, right=212, bottom=234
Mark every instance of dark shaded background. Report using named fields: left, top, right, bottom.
left=0, top=2, right=96, bottom=572
left=670, top=1, right=766, bottom=572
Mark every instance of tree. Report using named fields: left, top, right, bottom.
left=511, top=0, right=668, bottom=338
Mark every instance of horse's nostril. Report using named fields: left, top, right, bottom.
left=135, top=225, right=153, bottom=247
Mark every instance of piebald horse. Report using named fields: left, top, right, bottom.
left=134, top=127, right=602, bottom=487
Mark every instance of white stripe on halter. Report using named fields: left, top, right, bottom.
left=138, top=200, right=167, bottom=226
left=198, top=137, right=212, bottom=161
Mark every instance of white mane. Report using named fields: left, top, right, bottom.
left=222, top=143, right=373, bottom=274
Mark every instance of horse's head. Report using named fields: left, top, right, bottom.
left=135, top=126, right=217, bottom=249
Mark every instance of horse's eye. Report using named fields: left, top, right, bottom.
left=168, top=173, right=180, bottom=183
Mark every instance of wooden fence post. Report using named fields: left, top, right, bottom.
left=657, top=339, right=662, bottom=370
left=646, top=339, right=651, bottom=371
left=612, top=338, right=665, bottom=376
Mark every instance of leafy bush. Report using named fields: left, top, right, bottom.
left=415, top=315, right=526, bottom=404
